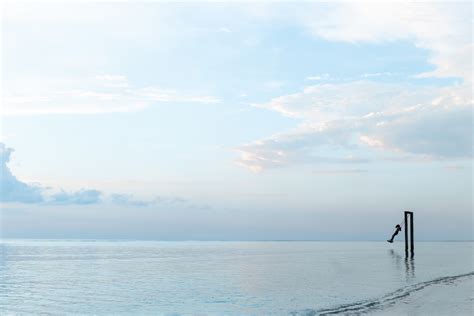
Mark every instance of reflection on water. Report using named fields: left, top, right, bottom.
left=389, top=249, right=402, bottom=270
left=389, top=249, right=415, bottom=280
left=405, top=256, right=415, bottom=280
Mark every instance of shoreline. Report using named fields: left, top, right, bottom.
left=371, top=274, right=473, bottom=315
left=312, top=272, right=473, bottom=315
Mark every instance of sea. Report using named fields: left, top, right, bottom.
left=0, top=240, right=472, bottom=315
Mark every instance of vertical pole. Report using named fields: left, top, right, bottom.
left=410, top=212, right=414, bottom=254
left=404, top=211, right=408, bottom=255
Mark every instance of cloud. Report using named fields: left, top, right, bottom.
left=235, top=2, right=472, bottom=172
left=0, top=143, right=43, bottom=203
left=46, top=189, right=102, bottom=205
left=109, top=194, right=186, bottom=208
left=0, top=142, right=207, bottom=209
left=236, top=81, right=472, bottom=171
left=109, top=194, right=153, bottom=207
left=313, top=169, right=368, bottom=175
left=2, top=75, right=219, bottom=116
left=299, top=2, right=472, bottom=82
left=0, top=142, right=102, bottom=204
left=109, top=193, right=208, bottom=210
left=361, top=72, right=393, bottom=78
left=252, top=81, right=439, bottom=120
left=306, top=74, right=330, bottom=81
left=369, top=103, right=472, bottom=158
left=235, top=120, right=372, bottom=172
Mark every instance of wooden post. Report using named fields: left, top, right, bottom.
left=404, top=211, right=409, bottom=255
left=409, top=212, right=414, bottom=255
left=404, top=211, right=414, bottom=256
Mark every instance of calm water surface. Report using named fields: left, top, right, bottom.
left=0, top=240, right=472, bottom=314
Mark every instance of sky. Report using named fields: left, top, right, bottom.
left=0, top=0, right=472, bottom=240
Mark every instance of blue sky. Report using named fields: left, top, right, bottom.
left=1, top=1, right=472, bottom=240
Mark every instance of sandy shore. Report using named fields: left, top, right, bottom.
left=370, top=275, right=473, bottom=315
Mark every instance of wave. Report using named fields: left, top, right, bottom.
left=293, top=271, right=474, bottom=315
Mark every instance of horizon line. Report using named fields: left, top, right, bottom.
left=1, top=238, right=473, bottom=242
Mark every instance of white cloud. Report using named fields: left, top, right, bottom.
left=299, top=2, right=472, bottom=82
left=235, top=2, right=472, bottom=171
left=1, top=75, right=219, bottom=116
left=306, top=73, right=330, bottom=81
left=253, top=81, right=439, bottom=120
left=359, top=135, right=384, bottom=148
left=236, top=81, right=472, bottom=171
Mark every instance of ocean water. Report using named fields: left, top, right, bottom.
left=0, top=240, right=472, bottom=315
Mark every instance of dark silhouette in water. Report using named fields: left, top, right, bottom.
left=404, top=211, right=414, bottom=256
left=387, top=224, right=402, bottom=243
